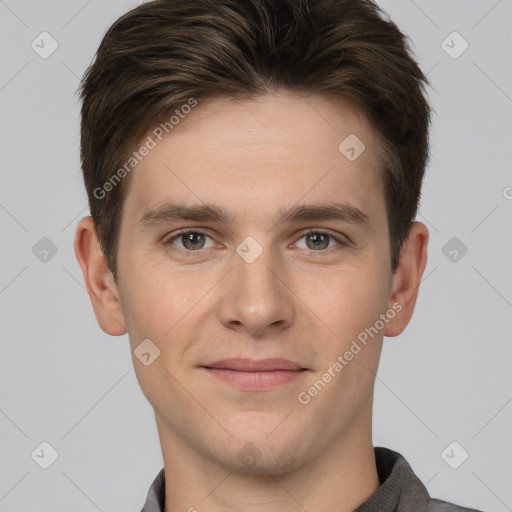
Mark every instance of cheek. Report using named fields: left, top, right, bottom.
left=300, top=263, right=389, bottom=342
left=299, top=269, right=386, bottom=410
left=119, top=258, right=214, bottom=352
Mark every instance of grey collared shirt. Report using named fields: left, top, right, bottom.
left=140, top=446, right=484, bottom=512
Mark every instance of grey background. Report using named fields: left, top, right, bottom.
left=0, top=0, right=511, bottom=510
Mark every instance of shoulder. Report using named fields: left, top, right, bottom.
left=372, top=447, right=486, bottom=512
left=426, top=497, right=486, bottom=512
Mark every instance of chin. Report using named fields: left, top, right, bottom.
left=217, top=435, right=307, bottom=476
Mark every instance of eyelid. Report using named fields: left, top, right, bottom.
left=291, top=228, right=350, bottom=253
left=164, top=227, right=350, bottom=253
left=164, top=228, right=217, bottom=250
left=298, top=228, right=351, bottom=245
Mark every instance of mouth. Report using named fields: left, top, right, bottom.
left=200, top=358, right=309, bottom=390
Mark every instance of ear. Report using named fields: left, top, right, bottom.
left=74, top=216, right=127, bottom=336
left=384, top=221, right=429, bottom=337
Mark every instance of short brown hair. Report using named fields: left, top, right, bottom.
left=78, top=0, right=431, bottom=279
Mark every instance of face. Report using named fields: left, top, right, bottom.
left=114, top=91, right=397, bottom=474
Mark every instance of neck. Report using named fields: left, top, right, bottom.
left=157, top=405, right=380, bottom=512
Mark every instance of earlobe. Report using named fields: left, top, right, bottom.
left=74, top=216, right=127, bottom=336
left=384, top=221, right=429, bottom=338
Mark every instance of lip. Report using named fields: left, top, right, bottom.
left=203, top=358, right=306, bottom=371
left=201, top=358, right=309, bottom=390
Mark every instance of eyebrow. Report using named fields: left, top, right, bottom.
left=138, top=201, right=371, bottom=230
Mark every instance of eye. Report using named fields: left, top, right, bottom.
left=164, top=228, right=348, bottom=255
left=294, top=230, right=346, bottom=252
left=166, top=229, right=216, bottom=251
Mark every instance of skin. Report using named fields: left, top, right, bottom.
left=75, top=90, right=428, bottom=512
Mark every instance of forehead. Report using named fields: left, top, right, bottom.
left=164, top=91, right=380, bottom=162
left=122, top=91, right=385, bottom=221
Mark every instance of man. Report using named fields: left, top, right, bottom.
left=74, top=0, right=484, bottom=510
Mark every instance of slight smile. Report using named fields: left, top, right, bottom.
left=200, top=358, right=310, bottom=390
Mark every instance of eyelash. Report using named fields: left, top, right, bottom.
left=163, top=228, right=349, bottom=257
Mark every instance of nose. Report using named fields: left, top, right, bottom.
left=217, top=245, right=295, bottom=337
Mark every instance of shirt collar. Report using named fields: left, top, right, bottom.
left=141, top=446, right=430, bottom=512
